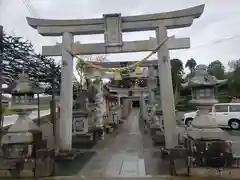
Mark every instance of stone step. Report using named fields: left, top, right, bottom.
left=42, top=176, right=173, bottom=180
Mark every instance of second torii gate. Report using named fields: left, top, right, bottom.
left=27, top=4, right=204, bottom=152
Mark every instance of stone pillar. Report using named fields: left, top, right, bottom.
left=128, top=99, right=132, bottom=112
left=102, top=96, right=107, bottom=115
left=142, top=95, right=147, bottom=120
left=93, top=78, right=104, bottom=127
left=59, top=32, right=73, bottom=151
left=147, top=66, right=156, bottom=105
left=139, top=92, right=144, bottom=118
left=156, top=26, right=176, bottom=149
left=122, top=99, right=129, bottom=119
left=117, top=95, right=121, bottom=119
left=117, top=94, right=121, bottom=106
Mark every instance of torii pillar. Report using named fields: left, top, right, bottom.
left=59, top=33, right=73, bottom=151
left=156, top=26, right=177, bottom=148
left=26, top=4, right=204, bottom=151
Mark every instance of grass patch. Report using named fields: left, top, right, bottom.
left=3, top=104, right=50, bottom=116
left=3, top=109, right=15, bottom=116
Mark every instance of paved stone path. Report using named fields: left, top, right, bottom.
left=78, top=109, right=149, bottom=177
left=55, top=108, right=170, bottom=177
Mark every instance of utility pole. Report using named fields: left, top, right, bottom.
left=0, top=25, right=3, bottom=130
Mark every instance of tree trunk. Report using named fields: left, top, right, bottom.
left=174, top=76, right=180, bottom=104
left=174, top=85, right=179, bottom=104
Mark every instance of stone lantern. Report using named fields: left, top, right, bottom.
left=182, top=64, right=228, bottom=140
left=2, top=73, right=44, bottom=135
left=1, top=72, right=44, bottom=144
left=0, top=73, right=56, bottom=177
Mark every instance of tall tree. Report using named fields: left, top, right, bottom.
left=185, top=58, right=197, bottom=74
left=171, top=58, right=184, bottom=103
left=3, top=34, right=60, bottom=94
left=228, top=59, right=240, bottom=97
left=207, top=60, right=225, bottom=80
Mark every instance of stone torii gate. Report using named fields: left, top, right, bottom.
left=27, top=4, right=204, bottom=152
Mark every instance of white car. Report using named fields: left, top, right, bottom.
left=182, top=110, right=198, bottom=126
left=182, top=103, right=240, bottom=130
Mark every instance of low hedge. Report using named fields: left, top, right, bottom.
left=176, top=103, right=197, bottom=111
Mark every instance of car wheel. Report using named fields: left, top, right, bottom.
left=185, top=118, right=193, bottom=126
left=229, top=119, right=240, bottom=130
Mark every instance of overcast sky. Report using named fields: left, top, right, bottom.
left=0, top=0, right=240, bottom=71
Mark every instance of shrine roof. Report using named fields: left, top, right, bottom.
left=27, top=5, right=204, bottom=28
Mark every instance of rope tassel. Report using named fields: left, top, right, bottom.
left=114, top=71, right=122, bottom=80
left=135, top=64, right=141, bottom=75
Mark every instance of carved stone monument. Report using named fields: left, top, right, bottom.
left=92, top=78, right=105, bottom=128
left=72, top=90, right=89, bottom=135
left=27, top=4, right=204, bottom=151
left=147, top=66, right=157, bottom=105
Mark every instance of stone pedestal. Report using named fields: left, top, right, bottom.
left=187, top=103, right=228, bottom=140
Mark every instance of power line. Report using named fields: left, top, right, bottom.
left=21, top=0, right=40, bottom=18
left=174, top=34, right=240, bottom=58
left=0, top=0, right=2, bottom=10
left=190, top=34, right=240, bottom=49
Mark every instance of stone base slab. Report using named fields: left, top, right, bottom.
left=189, top=167, right=240, bottom=178
left=55, top=150, right=77, bottom=161
left=150, top=127, right=165, bottom=145
left=0, top=149, right=55, bottom=178
left=0, top=169, right=34, bottom=177
left=72, top=133, right=94, bottom=143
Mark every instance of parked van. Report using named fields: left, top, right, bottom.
left=183, top=103, right=240, bottom=130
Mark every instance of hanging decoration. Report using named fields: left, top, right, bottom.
left=66, top=35, right=173, bottom=74
left=114, top=70, right=122, bottom=80
left=134, top=64, right=141, bottom=75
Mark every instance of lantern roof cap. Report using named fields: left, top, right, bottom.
left=182, top=64, right=227, bottom=88
left=1, top=73, right=45, bottom=94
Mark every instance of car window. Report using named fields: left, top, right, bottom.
left=215, top=105, right=228, bottom=112
left=229, top=105, right=240, bottom=112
